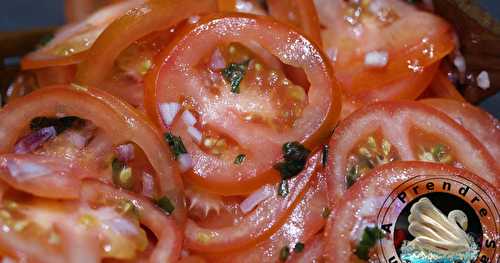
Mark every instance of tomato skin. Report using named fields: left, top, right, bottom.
left=289, top=234, right=325, bottom=263
left=184, top=152, right=321, bottom=253
left=76, top=0, right=217, bottom=86
left=324, top=161, right=499, bottom=262
left=146, top=13, right=341, bottom=195
left=421, top=98, right=500, bottom=160
left=0, top=85, right=186, bottom=224
left=422, top=70, right=466, bottom=102
left=326, top=101, right=499, bottom=207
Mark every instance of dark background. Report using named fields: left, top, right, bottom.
left=0, top=0, right=498, bottom=117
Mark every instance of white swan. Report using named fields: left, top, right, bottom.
left=406, top=197, right=472, bottom=254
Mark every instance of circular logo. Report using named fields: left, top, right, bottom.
left=375, top=174, right=498, bottom=263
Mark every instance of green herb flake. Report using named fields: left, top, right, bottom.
left=346, top=165, right=359, bottom=187
left=322, top=145, right=329, bottom=167
left=234, top=154, right=246, bottom=165
left=156, top=196, right=175, bottom=215
left=38, top=34, right=54, bottom=47
left=111, top=158, right=134, bottom=190
left=279, top=246, right=290, bottom=261
left=277, top=179, right=289, bottom=197
left=355, top=227, right=385, bottom=260
left=294, top=242, right=305, bottom=253
left=164, top=132, right=187, bottom=159
left=322, top=207, right=331, bottom=219
left=221, top=60, right=250, bottom=94
left=274, top=142, right=310, bottom=180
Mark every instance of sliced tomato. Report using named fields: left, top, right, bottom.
left=324, top=161, right=499, bottom=262
left=75, top=0, right=217, bottom=86
left=65, top=0, right=125, bottom=23
left=420, top=70, right=466, bottom=102
left=21, top=0, right=142, bottom=70
left=325, top=101, right=499, bottom=206
left=203, top=167, right=327, bottom=261
left=267, top=0, right=322, bottom=45
left=0, top=179, right=181, bottom=262
left=315, top=0, right=454, bottom=101
left=184, top=152, right=321, bottom=252
left=216, top=0, right=266, bottom=15
left=421, top=98, right=500, bottom=160
left=0, top=85, right=185, bottom=224
left=146, top=14, right=341, bottom=195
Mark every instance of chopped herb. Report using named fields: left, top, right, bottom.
left=406, top=0, right=421, bottom=4
left=234, top=154, right=246, bottom=165
left=277, top=179, right=289, bottom=197
left=294, top=242, right=305, bottom=253
left=322, top=207, right=331, bottom=219
left=112, top=158, right=134, bottom=190
left=274, top=142, right=310, bottom=180
left=221, top=60, right=250, bottom=94
left=322, top=145, right=329, bottom=167
left=156, top=196, right=175, bottom=215
left=30, top=116, right=83, bottom=134
left=164, top=132, right=187, bottom=159
left=279, top=246, right=290, bottom=261
left=355, top=227, right=385, bottom=260
left=346, top=165, right=359, bottom=187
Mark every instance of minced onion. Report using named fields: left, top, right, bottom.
left=178, top=153, right=193, bottom=173
left=240, top=184, right=274, bottom=214
left=187, top=126, right=202, bottom=143
left=159, top=102, right=180, bottom=126
left=181, top=110, right=197, bottom=126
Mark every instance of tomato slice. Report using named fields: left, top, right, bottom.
left=421, top=70, right=466, bottom=102
left=75, top=0, right=217, bottom=86
left=289, top=234, right=324, bottom=263
left=324, top=161, right=499, bottom=262
left=203, top=169, right=327, bottom=262
left=21, top=0, right=142, bottom=70
left=315, top=0, right=454, bottom=100
left=0, top=85, right=186, bottom=224
left=267, top=0, right=322, bottom=45
left=0, top=180, right=181, bottom=262
left=325, top=101, right=499, bottom=206
left=146, top=14, right=341, bottom=195
left=421, top=98, right=500, bottom=160
left=184, top=152, right=321, bottom=252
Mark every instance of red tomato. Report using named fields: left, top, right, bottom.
left=325, top=101, right=499, bottom=206
left=0, top=180, right=181, bottom=262
left=315, top=0, right=454, bottom=101
left=184, top=152, right=321, bottom=252
left=204, top=169, right=327, bottom=261
left=21, top=0, right=142, bottom=70
left=324, top=161, right=499, bottom=262
left=0, top=85, right=186, bottom=224
left=145, top=14, right=341, bottom=195
left=420, top=70, right=466, bottom=102
left=289, top=234, right=325, bottom=263
left=76, top=0, right=217, bottom=86
left=421, top=98, right=500, bottom=160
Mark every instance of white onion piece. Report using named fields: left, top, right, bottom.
left=477, top=71, right=490, bottom=90
left=3, top=158, right=52, bottom=182
left=453, top=55, right=466, bottom=74
left=159, top=102, right=180, bottom=126
left=240, top=184, right=274, bottom=214
left=67, top=131, right=88, bottom=150
left=115, top=143, right=135, bottom=162
left=209, top=48, right=226, bottom=70
left=188, top=15, right=200, bottom=24
left=364, top=51, right=388, bottom=68
left=142, top=172, right=155, bottom=198
left=178, top=154, right=193, bottom=173
left=187, top=126, right=202, bottom=143
left=181, top=110, right=197, bottom=126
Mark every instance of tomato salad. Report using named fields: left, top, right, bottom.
left=1, top=0, right=498, bottom=262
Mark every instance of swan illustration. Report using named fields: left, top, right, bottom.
left=400, top=197, right=479, bottom=263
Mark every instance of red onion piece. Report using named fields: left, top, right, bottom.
left=209, top=48, right=226, bottom=70
left=115, top=143, right=135, bottom=162
left=240, top=184, right=274, bottom=214
left=14, top=126, right=57, bottom=154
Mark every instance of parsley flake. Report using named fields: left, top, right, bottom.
left=156, top=196, right=175, bottom=215
left=355, top=227, right=385, bottom=260
left=234, top=154, right=246, bottom=165
left=222, top=60, right=250, bottom=94
left=164, top=132, right=187, bottom=159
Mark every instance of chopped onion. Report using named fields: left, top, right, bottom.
left=209, top=48, right=226, bottom=70
left=188, top=15, right=200, bottom=24
left=115, top=143, right=135, bottom=162
left=14, top=126, right=57, bottom=154
left=240, top=184, right=274, bottom=214
left=66, top=130, right=88, bottom=150
left=142, top=172, right=155, bottom=198
left=364, top=51, right=388, bottom=68
left=187, top=126, right=202, bottom=143
left=453, top=55, right=466, bottom=74
left=159, top=102, right=180, bottom=126
left=178, top=154, right=193, bottom=173
left=477, top=71, right=490, bottom=90
left=181, top=110, right=197, bottom=126
left=3, top=157, right=52, bottom=182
